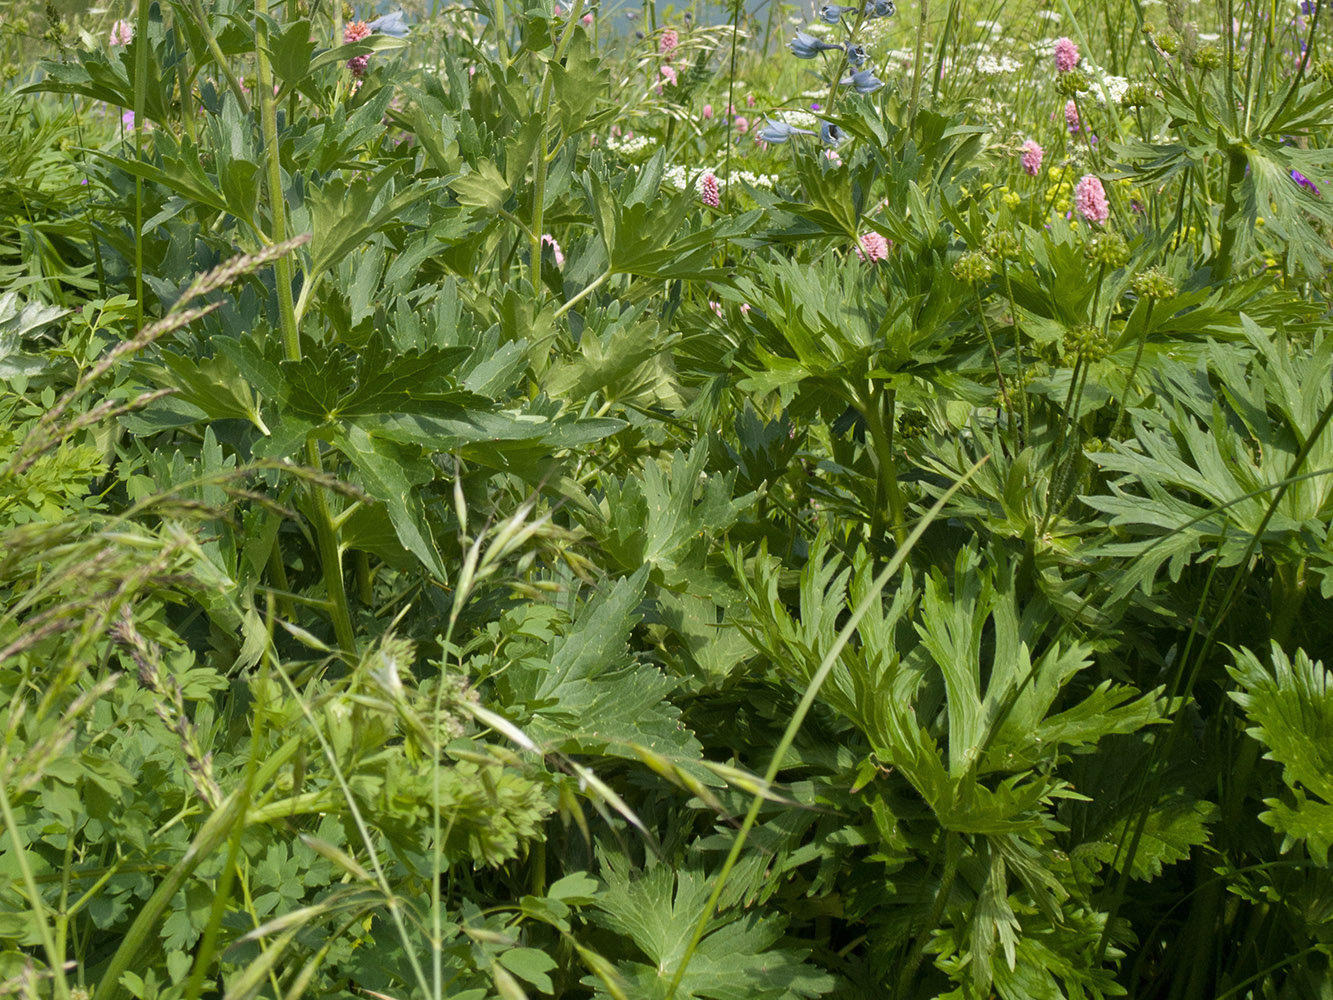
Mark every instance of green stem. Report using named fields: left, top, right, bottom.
left=1268, top=558, right=1308, bottom=651
left=132, top=0, right=150, bottom=330
left=662, top=460, right=987, bottom=1000
left=255, top=0, right=357, bottom=655
left=1213, top=146, right=1248, bottom=280
left=553, top=268, right=610, bottom=319
left=861, top=386, right=907, bottom=548
left=1110, top=299, right=1155, bottom=440
left=187, top=0, right=251, bottom=115
left=0, top=757, right=70, bottom=1000
left=1000, top=262, right=1029, bottom=447
left=528, top=0, right=586, bottom=297
left=907, top=0, right=930, bottom=126
left=896, top=831, right=962, bottom=998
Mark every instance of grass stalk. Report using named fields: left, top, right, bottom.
left=662, top=458, right=987, bottom=1000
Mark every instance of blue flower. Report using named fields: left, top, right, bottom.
left=367, top=10, right=409, bottom=37
left=845, top=43, right=868, bottom=65
left=821, top=121, right=846, bottom=146
left=757, top=118, right=817, bottom=143
left=840, top=68, right=884, bottom=93
left=865, top=0, right=896, bottom=16
left=817, top=3, right=858, bottom=22
left=790, top=30, right=841, bottom=58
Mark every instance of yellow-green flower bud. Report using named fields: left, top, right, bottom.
left=1131, top=265, right=1177, bottom=300
left=953, top=251, right=993, bottom=284
left=1085, top=231, right=1131, bottom=269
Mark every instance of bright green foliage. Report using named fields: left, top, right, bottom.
left=2, top=0, right=1333, bottom=998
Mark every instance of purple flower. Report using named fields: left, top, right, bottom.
left=1292, top=169, right=1321, bottom=195
left=790, top=30, right=841, bottom=58
left=756, top=118, right=816, bottom=143
left=367, top=11, right=410, bottom=37
left=1054, top=37, right=1080, bottom=72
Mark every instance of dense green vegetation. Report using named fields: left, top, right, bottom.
left=1, top=0, right=1331, bottom=997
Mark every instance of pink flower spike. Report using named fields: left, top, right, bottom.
left=734, top=115, right=749, bottom=134
left=709, top=300, right=723, bottom=317
left=660, top=65, right=678, bottom=86
left=702, top=103, right=713, bottom=119
left=855, top=231, right=891, bottom=263
left=1074, top=174, right=1110, bottom=224
left=542, top=234, right=565, bottom=267
left=746, top=94, right=756, bottom=107
left=740, top=302, right=751, bottom=315
left=1020, top=139, right=1044, bottom=176
left=699, top=171, right=721, bottom=208
left=344, top=19, right=371, bottom=76
left=1064, top=99, right=1080, bottom=132
left=582, top=12, right=594, bottom=25
left=659, top=28, right=678, bottom=54
left=110, top=19, right=133, bottom=46
left=1053, top=36, right=1080, bottom=72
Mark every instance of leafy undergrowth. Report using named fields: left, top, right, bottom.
left=1, top=0, right=1331, bottom=998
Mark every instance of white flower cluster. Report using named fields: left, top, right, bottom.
left=976, top=53, right=1022, bottom=74
left=605, top=133, right=656, bottom=158
left=661, top=164, right=779, bottom=191
left=780, top=109, right=819, bottom=129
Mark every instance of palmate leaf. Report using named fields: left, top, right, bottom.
left=593, top=447, right=754, bottom=585
left=589, top=857, right=833, bottom=1000
left=500, top=569, right=706, bottom=774
left=1228, top=643, right=1333, bottom=863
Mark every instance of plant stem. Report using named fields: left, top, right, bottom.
left=0, top=757, right=70, bottom=1000
left=1213, top=145, right=1247, bottom=280
left=907, top=0, right=930, bottom=126
left=662, top=460, right=987, bottom=1000
left=861, top=386, right=907, bottom=547
left=528, top=0, right=586, bottom=297
left=255, top=0, right=357, bottom=655
left=1110, top=298, right=1155, bottom=441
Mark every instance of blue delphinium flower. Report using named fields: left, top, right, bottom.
left=790, top=30, right=841, bottom=58
left=840, top=68, right=884, bottom=93
left=865, top=0, right=896, bottom=16
left=757, top=118, right=817, bottom=143
left=367, top=10, right=409, bottom=36
left=821, top=121, right=846, bottom=146
left=818, top=3, right=858, bottom=22
left=845, top=43, right=868, bottom=65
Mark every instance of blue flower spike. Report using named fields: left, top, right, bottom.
left=757, top=118, right=818, bottom=143
left=367, top=10, right=410, bottom=37
left=790, top=30, right=842, bottom=58
left=818, top=3, right=858, bottom=23
left=840, top=68, right=885, bottom=93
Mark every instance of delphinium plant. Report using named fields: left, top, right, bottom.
left=0, top=0, right=1331, bottom=999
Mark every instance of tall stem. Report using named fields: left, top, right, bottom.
left=1213, top=146, right=1248, bottom=280
left=528, top=0, right=586, bottom=297
left=907, top=0, right=930, bottom=126
left=255, top=0, right=357, bottom=655
left=861, top=385, right=906, bottom=547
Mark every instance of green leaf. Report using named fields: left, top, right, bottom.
left=1229, top=642, right=1333, bottom=862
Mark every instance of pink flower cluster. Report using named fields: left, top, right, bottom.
left=542, top=234, right=565, bottom=266
left=1074, top=175, right=1109, bottom=224
left=1020, top=139, right=1043, bottom=176
left=344, top=20, right=371, bottom=77
left=110, top=19, right=133, bottom=46
left=855, top=232, right=891, bottom=263
left=659, top=28, right=678, bottom=55
left=1064, top=99, right=1080, bottom=132
left=1053, top=37, right=1080, bottom=72
left=699, top=172, right=720, bottom=208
